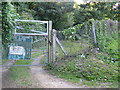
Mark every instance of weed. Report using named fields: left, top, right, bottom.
left=46, top=40, right=118, bottom=88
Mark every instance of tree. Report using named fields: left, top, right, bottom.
left=2, top=2, right=19, bottom=48
left=28, top=2, right=75, bottom=30
left=74, top=2, right=118, bottom=24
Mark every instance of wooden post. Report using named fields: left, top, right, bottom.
left=52, top=29, right=57, bottom=62
left=48, top=21, right=52, bottom=63
left=92, top=21, right=97, bottom=47
left=0, top=8, right=2, bottom=61
left=0, top=34, right=1, bottom=65
left=0, top=35, right=1, bottom=90
left=56, top=37, right=67, bottom=56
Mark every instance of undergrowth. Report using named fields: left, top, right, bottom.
left=47, top=46, right=118, bottom=88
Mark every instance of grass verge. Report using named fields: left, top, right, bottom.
left=8, top=66, right=32, bottom=87
left=0, top=59, right=9, bottom=65
left=47, top=54, right=118, bottom=88
left=7, top=50, right=43, bottom=87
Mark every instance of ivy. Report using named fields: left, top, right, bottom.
left=2, top=2, right=19, bottom=48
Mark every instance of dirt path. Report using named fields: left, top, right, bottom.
left=30, top=55, right=85, bottom=88
left=1, top=55, right=86, bottom=88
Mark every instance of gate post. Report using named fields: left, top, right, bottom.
left=0, top=31, right=1, bottom=90
left=48, top=21, right=52, bottom=63
left=52, top=29, right=57, bottom=62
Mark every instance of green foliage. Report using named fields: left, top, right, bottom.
left=61, top=19, right=92, bottom=41
left=2, top=2, right=19, bottom=48
left=56, top=12, right=75, bottom=30
left=74, top=2, right=117, bottom=24
left=0, top=3, right=2, bottom=34
left=28, top=2, right=75, bottom=30
left=12, top=2, right=30, bottom=14
left=56, top=40, right=90, bottom=61
left=8, top=59, right=33, bottom=86
left=14, top=60, right=33, bottom=65
left=95, top=20, right=118, bottom=62
left=16, top=21, right=46, bottom=33
left=62, top=26, right=77, bottom=40
left=48, top=53, right=118, bottom=83
left=61, top=23, right=84, bottom=40
left=61, top=18, right=118, bottom=64
left=47, top=39, right=118, bottom=87
left=97, top=35, right=118, bottom=62
left=9, top=66, right=32, bottom=86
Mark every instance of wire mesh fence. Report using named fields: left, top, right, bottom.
left=55, top=19, right=118, bottom=63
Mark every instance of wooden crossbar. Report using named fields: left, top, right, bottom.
left=14, top=19, right=48, bottom=24
left=13, top=33, right=48, bottom=36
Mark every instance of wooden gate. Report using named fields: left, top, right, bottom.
left=11, top=19, right=67, bottom=64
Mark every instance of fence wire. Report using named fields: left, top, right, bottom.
left=55, top=20, right=118, bottom=62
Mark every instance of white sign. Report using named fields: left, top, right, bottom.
left=9, top=46, right=25, bottom=55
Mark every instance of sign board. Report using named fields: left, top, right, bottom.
left=9, top=36, right=32, bottom=59
left=9, top=46, right=25, bottom=55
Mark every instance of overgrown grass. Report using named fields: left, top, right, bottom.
left=8, top=59, right=33, bottom=87
left=9, top=66, right=32, bottom=87
left=97, top=32, right=118, bottom=62
left=46, top=40, right=118, bottom=88
left=14, top=60, right=33, bottom=65
left=56, top=40, right=91, bottom=60
left=47, top=55, right=118, bottom=88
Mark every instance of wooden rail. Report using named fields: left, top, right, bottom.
left=56, top=37, right=67, bottom=56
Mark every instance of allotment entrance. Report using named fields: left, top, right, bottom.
left=7, top=19, right=55, bottom=66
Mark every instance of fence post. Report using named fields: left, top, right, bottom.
left=48, top=21, right=52, bottom=63
left=92, top=21, right=97, bottom=47
left=0, top=8, right=2, bottom=61
left=0, top=34, right=1, bottom=90
left=0, top=35, right=1, bottom=60
left=52, top=29, right=57, bottom=62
